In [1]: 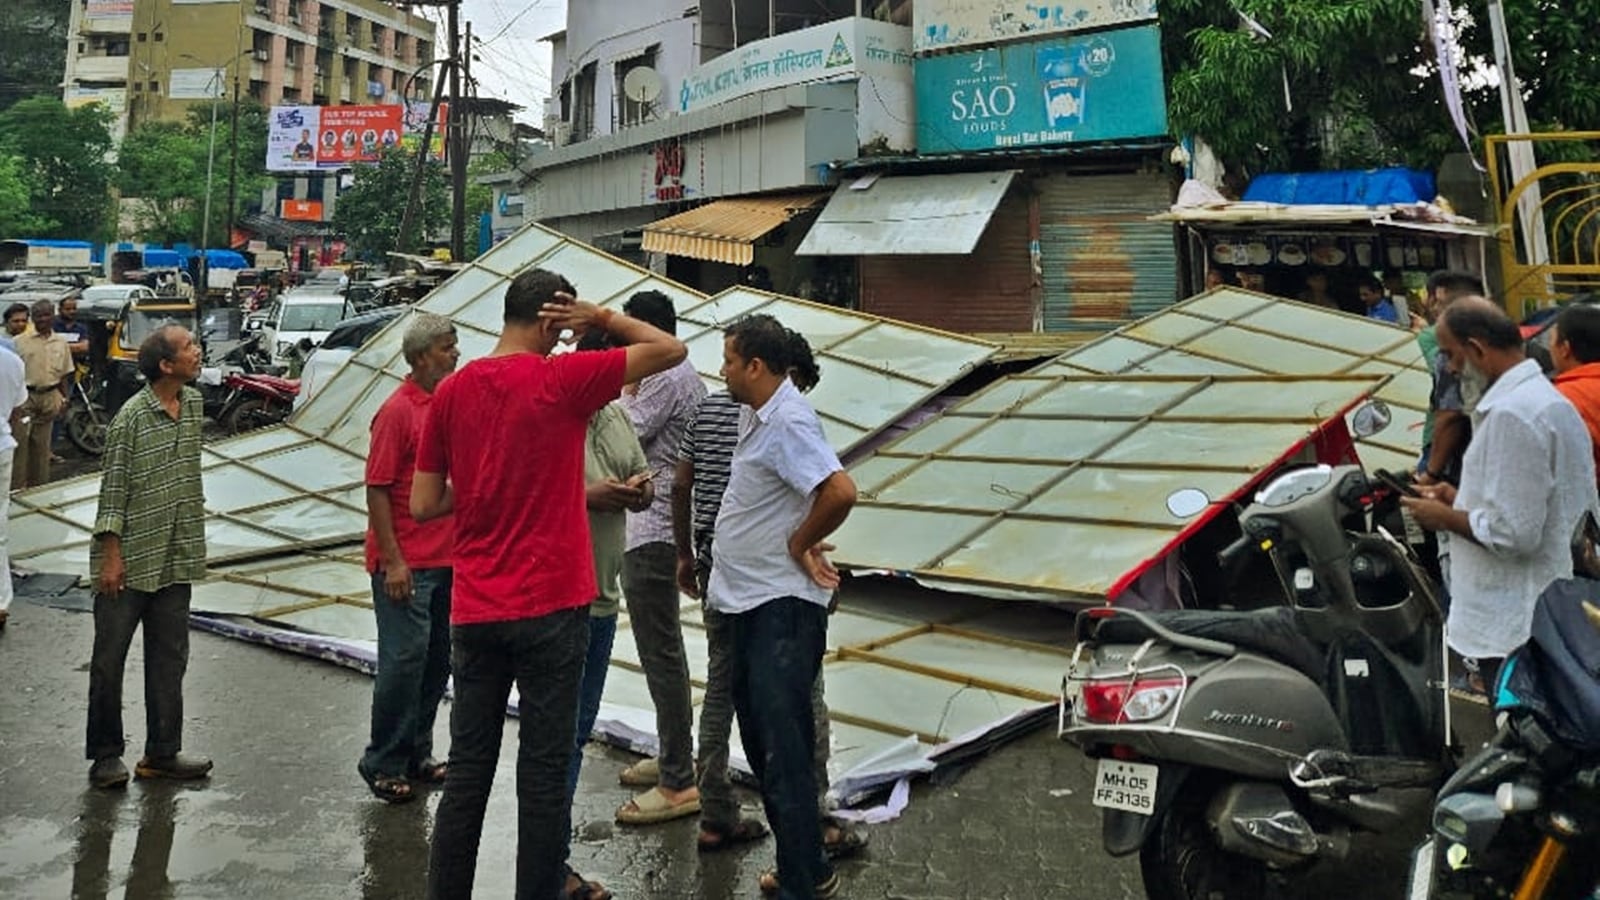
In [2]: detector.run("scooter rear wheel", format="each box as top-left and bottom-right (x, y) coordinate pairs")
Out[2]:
(1140, 782), (1270, 900)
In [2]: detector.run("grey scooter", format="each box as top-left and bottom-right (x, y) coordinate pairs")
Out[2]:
(1060, 462), (1454, 899)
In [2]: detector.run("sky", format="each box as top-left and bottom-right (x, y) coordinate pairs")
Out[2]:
(414, 0), (566, 125)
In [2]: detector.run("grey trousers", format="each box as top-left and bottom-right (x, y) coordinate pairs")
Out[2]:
(85, 583), (192, 761)
(698, 586), (832, 829)
(622, 541), (696, 791)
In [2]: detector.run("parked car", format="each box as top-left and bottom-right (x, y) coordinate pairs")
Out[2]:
(78, 283), (160, 316)
(293, 304), (408, 411)
(260, 291), (355, 369)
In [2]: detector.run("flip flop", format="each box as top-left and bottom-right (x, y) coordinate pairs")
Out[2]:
(616, 786), (700, 825)
(563, 866), (612, 900)
(411, 758), (447, 785)
(618, 757), (659, 787)
(698, 817), (769, 852)
(822, 816), (868, 860)
(357, 760), (414, 804)
(758, 869), (840, 898)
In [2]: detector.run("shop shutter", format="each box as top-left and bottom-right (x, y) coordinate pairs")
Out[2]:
(859, 192), (1035, 334)
(1037, 172), (1177, 331)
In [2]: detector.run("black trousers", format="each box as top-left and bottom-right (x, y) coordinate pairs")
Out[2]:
(427, 605), (588, 900)
(86, 583), (192, 761)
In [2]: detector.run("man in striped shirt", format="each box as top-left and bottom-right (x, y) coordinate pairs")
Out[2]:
(86, 325), (213, 789)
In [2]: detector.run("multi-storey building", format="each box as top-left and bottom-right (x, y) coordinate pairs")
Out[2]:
(511, 1), (1183, 335)
(62, 0), (435, 138)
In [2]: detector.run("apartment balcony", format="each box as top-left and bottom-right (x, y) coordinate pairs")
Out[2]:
(251, 60), (267, 81)
(340, 79), (352, 102)
(75, 55), (130, 82)
(80, 15), (132, 35)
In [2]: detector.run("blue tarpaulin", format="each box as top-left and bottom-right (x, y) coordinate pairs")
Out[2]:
(143, 249), (183, 269)
(196, 249), (248, 269)
(1242, 168), (1435, 206)
(9, 239), (94, 249)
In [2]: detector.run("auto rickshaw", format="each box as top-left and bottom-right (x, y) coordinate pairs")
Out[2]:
(66, 294), (202, 454)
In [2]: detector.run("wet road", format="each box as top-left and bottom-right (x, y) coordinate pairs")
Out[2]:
(0, 598), (1454, 899)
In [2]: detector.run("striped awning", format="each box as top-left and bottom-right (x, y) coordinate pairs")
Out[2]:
(641, 193), (828, 266)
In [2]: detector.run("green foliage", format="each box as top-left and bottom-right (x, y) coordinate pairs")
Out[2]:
(0, 97), (115, 240)
(0, 0), (69, 114)
(464, 151), (511, 260)
(333, 147), (450, 261)
(0, 153), (50, 236)
(118, 100), (279, 246)
(117, 121), (207, 244)
(1158, 0), (1600, 178)
(1159, 0), (1438, 175)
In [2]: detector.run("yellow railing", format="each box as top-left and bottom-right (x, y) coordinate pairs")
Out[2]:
(1485, 132), (1600, 319)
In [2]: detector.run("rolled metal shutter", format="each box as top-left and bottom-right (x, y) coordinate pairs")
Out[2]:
(859, 191), (1035, 333)
(1037, 172), (1178, 331)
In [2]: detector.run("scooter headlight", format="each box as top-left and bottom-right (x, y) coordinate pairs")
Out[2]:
(1433, 792), (1503, 853)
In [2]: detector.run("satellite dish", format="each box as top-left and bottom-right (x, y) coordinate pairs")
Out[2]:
(623, 66), (663, 104)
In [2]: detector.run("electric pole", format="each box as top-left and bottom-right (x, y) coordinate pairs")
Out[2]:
(447, 1), (467, 262)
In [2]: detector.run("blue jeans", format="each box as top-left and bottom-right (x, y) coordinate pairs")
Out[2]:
(567, 612), (618, 804)
(729, 597), (833, 900)
(427, 605), (588, 900)
(363, 568), (452, 778)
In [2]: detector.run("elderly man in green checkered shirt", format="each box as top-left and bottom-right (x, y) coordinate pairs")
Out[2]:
(85, 324), (213, 790)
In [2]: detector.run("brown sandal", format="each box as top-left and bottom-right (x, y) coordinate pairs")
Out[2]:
(698, 817), (769, 852)
(758, 869), (839, 898)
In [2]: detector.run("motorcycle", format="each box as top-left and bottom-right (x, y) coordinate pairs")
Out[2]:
(1059, 454), (1452, 899)
(63, 372), (108, 455)
(216, 369), (298, 434)
(1409, 518), (1600, 900)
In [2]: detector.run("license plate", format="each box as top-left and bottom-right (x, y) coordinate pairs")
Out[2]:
(1406, 839), (1435, 900)
(1092, 759), (1158, 815)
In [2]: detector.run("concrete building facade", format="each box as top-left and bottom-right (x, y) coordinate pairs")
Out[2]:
(62, 0), (435, 138)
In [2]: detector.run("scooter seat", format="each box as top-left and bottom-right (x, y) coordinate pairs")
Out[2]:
(1093, 607), (1324, 681)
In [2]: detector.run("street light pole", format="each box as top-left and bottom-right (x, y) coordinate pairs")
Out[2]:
(199, 67), (221, 292)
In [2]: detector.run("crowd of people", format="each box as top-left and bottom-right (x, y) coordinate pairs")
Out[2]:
(30, 253), (1600, 898)
(66, 269), (862, 900)
(1399, 272), (1600, 710)
(1, 295), (90, 631)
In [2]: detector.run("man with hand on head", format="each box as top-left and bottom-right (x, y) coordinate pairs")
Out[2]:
(412, 269), (684, 900)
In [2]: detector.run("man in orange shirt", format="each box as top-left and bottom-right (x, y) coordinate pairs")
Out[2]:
(1550, 301), (1600, 477)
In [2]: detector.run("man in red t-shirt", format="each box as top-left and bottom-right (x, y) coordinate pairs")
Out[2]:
(358, 312), (459, 805)
(411, 267), (686, 900)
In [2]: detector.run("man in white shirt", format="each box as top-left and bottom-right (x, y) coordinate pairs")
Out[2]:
(0, 344), (29, 629)
(708, 314), (857, 900)
(1403, 297), (1598, 700)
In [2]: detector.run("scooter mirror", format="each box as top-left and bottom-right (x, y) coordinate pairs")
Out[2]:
(1349, 399), (1392, 438)
(1165, 488), (1210, 519)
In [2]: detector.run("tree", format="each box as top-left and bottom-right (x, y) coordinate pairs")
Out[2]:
(1157, 0), (1600, 180)
(464, 151), (511, 260)
(0, 153), (50, 236)
(333, 147), (449, 261)
(185, 99), (275, 244)
(0, 1), (69, 114)
(117, 121), (207, 244)
(0, 97), (115, 239)
(1159, 0), (1444, 177)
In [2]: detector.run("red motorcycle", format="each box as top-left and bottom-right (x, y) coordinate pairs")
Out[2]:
(219, 370), (298, 434)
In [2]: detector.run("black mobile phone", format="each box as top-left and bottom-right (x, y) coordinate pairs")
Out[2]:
(1373, 469), (1422, 499)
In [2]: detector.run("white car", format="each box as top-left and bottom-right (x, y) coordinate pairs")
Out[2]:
(293, 304), (406, 410)
(78, 283), (159, 315)
(261, 291), (354, 368)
